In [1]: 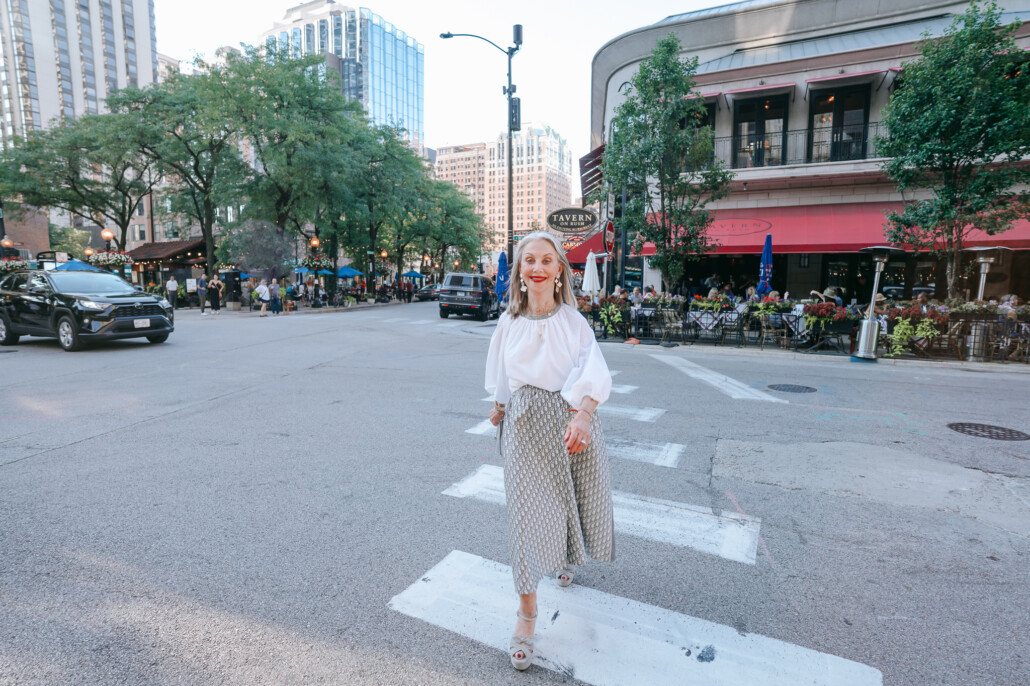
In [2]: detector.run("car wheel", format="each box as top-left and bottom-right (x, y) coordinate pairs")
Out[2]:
(0, 315), (19, 345)
(57, 315), (83, 351)
(146, 334), (169, 344)
(439, 309), (448, 319)
(477, 307), (488, 322)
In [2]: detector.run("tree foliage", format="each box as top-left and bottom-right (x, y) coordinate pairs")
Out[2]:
(0, 113), (160, 250)
(878, 1), (1030, 298)
(597, 33), (734, 288)
(216, 219), (295, 274)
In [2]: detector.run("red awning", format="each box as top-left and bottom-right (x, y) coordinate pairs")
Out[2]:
(566, 231), (605, 263)
(635, 202), (1030, 256)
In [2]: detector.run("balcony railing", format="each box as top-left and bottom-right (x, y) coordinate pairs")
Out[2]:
(712, 121), (887, 170)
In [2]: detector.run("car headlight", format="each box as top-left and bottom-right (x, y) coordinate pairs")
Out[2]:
(79, 299), (109, 311)
(158, 298), (172, 309)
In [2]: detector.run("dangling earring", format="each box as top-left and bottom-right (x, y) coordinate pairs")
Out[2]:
(520, 278), (527, 292)
(555, 276), (562, 293)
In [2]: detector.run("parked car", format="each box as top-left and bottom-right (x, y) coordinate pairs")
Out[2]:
(438, 272), (499, 321)
(415, 283), (441, 301)
(0, 269), (174, 351)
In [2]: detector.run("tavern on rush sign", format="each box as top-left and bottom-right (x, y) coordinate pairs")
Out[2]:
(546, 208), (598, 234)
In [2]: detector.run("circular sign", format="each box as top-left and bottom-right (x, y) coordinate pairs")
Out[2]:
(547, 208), (598, 234)
(604, 221), (615, 253)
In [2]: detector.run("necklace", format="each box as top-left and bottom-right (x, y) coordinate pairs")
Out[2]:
(523, 302), (561, 340)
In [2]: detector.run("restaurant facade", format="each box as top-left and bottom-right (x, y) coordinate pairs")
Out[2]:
(585, 0), (1030, 302)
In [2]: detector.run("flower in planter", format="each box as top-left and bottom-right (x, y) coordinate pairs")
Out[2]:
(0, 257), (29, 273)
(301, 253), (334, 272)
(87, 250), (133, 267)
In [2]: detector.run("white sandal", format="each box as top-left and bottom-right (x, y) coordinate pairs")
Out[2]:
(509, 611), (537, 670)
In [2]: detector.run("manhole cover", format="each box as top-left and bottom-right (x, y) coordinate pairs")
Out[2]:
(768, 384), (817, 393)
(947, 423), (1030, 441)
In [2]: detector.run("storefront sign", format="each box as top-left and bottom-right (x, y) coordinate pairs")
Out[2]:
(547, 208), (598, 234)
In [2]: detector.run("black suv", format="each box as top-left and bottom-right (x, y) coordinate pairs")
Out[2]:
(438, 272), (499, 321)
(0, 269), (174, 351)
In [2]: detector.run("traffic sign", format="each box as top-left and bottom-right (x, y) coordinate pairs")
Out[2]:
(604, 221), (615, 253)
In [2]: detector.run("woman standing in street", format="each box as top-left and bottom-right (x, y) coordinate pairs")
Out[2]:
(485, 230), (614, 671)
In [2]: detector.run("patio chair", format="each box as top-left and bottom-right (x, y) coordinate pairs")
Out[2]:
(758, 314), (788, 350)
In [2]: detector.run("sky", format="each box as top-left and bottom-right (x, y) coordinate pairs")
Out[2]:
(154, 0), (729, 194)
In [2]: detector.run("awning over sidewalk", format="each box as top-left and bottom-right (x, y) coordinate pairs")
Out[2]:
(635, 203), (1030, 255)
(128, 238), (206, 262)
(566, 231), (605, 263)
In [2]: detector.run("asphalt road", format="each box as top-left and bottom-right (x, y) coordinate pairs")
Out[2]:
(1, 301), (1028, 685)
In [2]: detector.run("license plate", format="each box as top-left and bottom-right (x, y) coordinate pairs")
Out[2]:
(134, 319), (151, 329)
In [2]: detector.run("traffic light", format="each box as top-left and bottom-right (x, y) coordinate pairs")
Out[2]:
(509, 97), (521, 132)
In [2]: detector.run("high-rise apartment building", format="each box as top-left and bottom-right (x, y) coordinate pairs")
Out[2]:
(0, 0), (159, 146)
(434, 142), (486, 214)
(260, 1), (424, 153)
(485, 124), (573, 251)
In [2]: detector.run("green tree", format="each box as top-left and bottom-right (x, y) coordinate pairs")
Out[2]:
(216, 46), (366, 241)
(597, 33), (734, 289)
(420, 180), (487, 279)
(216, 218), (295, 274)
(108, 65), (248, 279)
(0, 113), (160, 250)
(878, 1), (1030, 299)
(47, 222), (90, 257)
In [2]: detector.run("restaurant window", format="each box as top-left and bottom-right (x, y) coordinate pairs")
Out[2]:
(808, 85), (870, 163)
(732, 95), (787, 168)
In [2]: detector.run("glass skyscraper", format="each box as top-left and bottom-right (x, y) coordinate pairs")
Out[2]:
(262, 2), (424, 154)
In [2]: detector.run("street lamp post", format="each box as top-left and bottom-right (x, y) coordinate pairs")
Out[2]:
(440, 24), (522, 267)
(100, 228), (114, 252)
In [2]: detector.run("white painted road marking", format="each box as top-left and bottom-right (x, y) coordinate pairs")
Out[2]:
(609, 370), (621, 377)
(444, 465), (760, 564)
(390, 550), (882, 686)
(382, 317), (405, 323)
(606, 437), (684, 468)
(650, 354), (787, 403)
(610, 384), (638, 394)
(437, 321), (462, 328)
(410, 319), (432, 325)
(598, 403), (665, 422)
(464, 420), (495, 436)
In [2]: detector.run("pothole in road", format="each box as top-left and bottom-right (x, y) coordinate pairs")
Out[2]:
(947, 423), (1030, 441)
(767, 384), (817, 394)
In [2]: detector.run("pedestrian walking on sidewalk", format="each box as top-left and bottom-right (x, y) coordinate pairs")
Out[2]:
(208, 275), (223, 314)
(197, 274), (208, 314)
(255, 279), (270, 317)
(485, 230), (614, 672)
(269, 278), (282, 315)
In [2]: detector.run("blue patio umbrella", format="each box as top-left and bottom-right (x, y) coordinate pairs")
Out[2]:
(53, 259), (104, 272)
(402, 270), (425, 279)
(496, 251), (509, 300)
(337, 265), (364, 278)
(757, 233), (773, 296)
(239, 272), (251, 279)
(317, 269), (334, 275)
(293, 266), (311, 274)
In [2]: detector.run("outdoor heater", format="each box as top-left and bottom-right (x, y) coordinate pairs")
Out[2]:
(852, 245), (906, 362)
(965, 246), (1011, 302)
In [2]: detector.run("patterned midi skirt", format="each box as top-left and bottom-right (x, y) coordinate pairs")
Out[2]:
(501, 385), (615, 594)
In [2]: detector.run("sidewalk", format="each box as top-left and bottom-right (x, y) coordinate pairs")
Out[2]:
(171, 299), (411, 319)
(598, 336), (1030, 375)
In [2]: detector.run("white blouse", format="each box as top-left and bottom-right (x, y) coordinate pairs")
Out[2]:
(485, 303), (612, 409)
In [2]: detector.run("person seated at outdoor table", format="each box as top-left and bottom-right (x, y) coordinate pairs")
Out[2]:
(873, 293), (889, 316)
(915, 292), (931, 313)
(720, 283), (737, 301)
(745, 286), (758, 302)
(707, 287), (721, 299)
(810, 287), (843, 306)
(630, 286), (644, 305)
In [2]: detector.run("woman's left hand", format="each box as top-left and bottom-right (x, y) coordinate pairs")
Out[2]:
(563, 411), (592, 455)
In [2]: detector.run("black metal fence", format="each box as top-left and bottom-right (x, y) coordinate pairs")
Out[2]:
(711, 121), (888, 169)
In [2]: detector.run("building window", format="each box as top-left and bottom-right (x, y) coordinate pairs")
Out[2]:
(732, 95), (788, 168)
(808, 85), (870, 163)
(134, 224), (145, 241)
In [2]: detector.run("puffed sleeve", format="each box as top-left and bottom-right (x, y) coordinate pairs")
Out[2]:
(485, 313), (511, 404)
(561, 308), (612, 408)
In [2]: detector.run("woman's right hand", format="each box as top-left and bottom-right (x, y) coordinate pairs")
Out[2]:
(489, 407), (505, 426)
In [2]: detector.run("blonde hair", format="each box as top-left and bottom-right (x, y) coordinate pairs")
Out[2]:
(507, 231), (577, 318)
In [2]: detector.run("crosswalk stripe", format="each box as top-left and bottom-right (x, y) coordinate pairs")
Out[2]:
(465, 420), (496, 436)
(443, 465), (760, 564)
(609, 370), (621, 377)
(650, 354), (787, 403)
(606, 437), (684, 468)
(610, 384), (638, 394)
(598, 404), (665, 422)
(390, 550), (881, 686)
